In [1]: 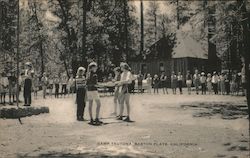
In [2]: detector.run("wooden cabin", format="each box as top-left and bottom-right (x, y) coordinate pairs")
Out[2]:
(129, 31), (220, 80)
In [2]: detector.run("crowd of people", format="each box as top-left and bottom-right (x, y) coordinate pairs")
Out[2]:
(0, 62), (134, 125)
(141, 66), (246, 96)
(0, 61), (246, 125)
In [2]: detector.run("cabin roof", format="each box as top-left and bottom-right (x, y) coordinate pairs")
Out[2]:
(172, 29), (208, 59)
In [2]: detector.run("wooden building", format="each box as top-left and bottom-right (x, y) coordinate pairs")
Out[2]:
(129, 30), (220, 78)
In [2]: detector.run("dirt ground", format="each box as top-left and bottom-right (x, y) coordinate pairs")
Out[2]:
(0, 90), (249, 158)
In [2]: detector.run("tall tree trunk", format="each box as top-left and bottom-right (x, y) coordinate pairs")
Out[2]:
(82, 0), (87, 66)
(123, 0), (129, 60)
(239, 0), (250, 117)
(39, 40), (44, 75)
(177, 0), (179, 29)
(140, 0), (144, 54)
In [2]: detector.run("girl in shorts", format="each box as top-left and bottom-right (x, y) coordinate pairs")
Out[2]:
(86, 62), (102, 125)
(117, 62), (133, 122)
(111, 67), (121, 116)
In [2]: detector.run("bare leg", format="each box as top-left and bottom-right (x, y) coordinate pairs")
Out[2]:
(95, 99), (101, 119)
(88, 100), (93, 119)
(119, 94), (125, 116)
(125, 94), (130, 117)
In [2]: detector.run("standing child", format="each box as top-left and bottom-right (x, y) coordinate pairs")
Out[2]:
(171, 72), (177, 94)
(225, 73), (230, 95)
(48, 75), (54, 98)
(0, 73), (8, 105)
(61, 73), (68, 97)
(193, 69), (200, 95)
(220, 72), (225, 95)
(200, 72), (206, 95)
(87, 62), (103, 125)
(206, 73), (212, 94)
(68, 74), (75, 96)
(41, 73), (48, 99)
(33, 74), (39, 99)
(212, 71), (219, 94)
(177, 72), (183, 94)
(137, 71), (143, 93)
(75, 67), (87, 121)
(153, 74), (159, 94)
(146, 74), (152, 94)
(23, 70), (32, 106)
(54, 74), (60, 98)
(186, 70), (192, 95)
(8, 72), (17, 105)
(117, 62), (133, 122)
(111, 67), (121, 116)
(160, 72), (168, 94)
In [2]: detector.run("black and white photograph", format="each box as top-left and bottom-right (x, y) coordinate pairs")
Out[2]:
(0, 0), (250, 157)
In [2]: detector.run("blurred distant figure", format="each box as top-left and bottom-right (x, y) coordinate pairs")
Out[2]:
(23, 70), (32, 106)
(0, 72), (9, 105)
(160, 72), (168, 94)
(177, 72), (183, 94)
(54, 74), (60, 98)
(186, 70), (192, 95)
(48, 75), (54, 97)
(137, 71), (143, 93)
(41, 73), (48, 99)
(68, 74), (75, 96)
(200, 72), (206, 95)
(230, 72), (237, 95)
(153, 74), (159, 94)
(225, 73), (230, 95)
(146, 73), (152, 94)
(61, 73), (68, 97)
(193, 69), (200, 95)
(8, 72), (17, 105)
(212, 71), (219, 94)
(171, 71), (177, 94)
(206, 73), (212, 94)
(241, 62), (246, 96)
(219, 72), (226, 95)
(33, 74), (39, 99)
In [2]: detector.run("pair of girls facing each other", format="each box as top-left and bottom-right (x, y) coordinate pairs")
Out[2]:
(75, 62), (133, 125)
(75, 62), (102, 125)
(112, 63), (133, 122)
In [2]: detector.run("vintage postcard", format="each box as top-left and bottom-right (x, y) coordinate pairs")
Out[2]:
(0, 0), (249, 157)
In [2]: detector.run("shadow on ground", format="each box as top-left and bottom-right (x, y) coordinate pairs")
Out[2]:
(17, 151), (164, 158)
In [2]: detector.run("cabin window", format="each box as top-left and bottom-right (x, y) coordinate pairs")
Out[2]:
(159, 63), (164, 72)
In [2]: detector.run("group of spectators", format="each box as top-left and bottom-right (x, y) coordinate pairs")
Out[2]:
(138, 66), (246, 96)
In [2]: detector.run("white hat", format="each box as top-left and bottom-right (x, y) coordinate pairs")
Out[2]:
(88, 62), (97, 67)
(77, 67), (86, 72)
(120, 62), (130, 70)
(201, 72), (205, 75)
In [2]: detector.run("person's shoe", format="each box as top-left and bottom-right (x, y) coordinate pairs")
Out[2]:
(89, 118), (95, 125)
(95, 118), (103, 125)
(117, 116), (123, 120)
(123, 116), (131, 122)
(77, 117), (84, 121)
(9, 102), (13, 105)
